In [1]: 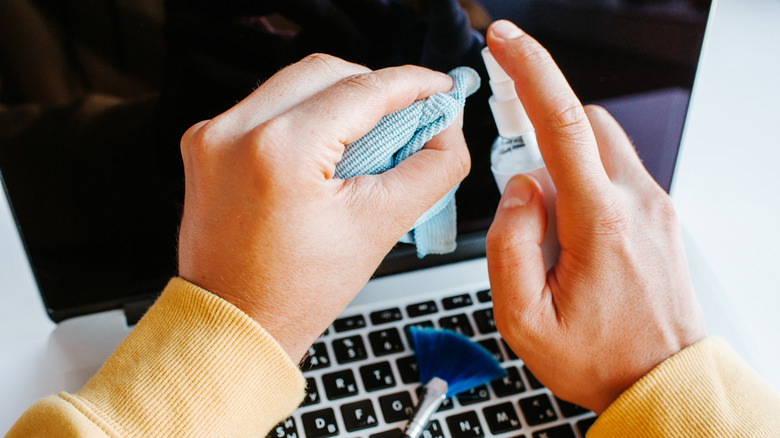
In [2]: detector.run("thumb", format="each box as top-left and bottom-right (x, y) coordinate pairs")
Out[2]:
(365, 115), (471, 231)
(486, 174), (548, 306)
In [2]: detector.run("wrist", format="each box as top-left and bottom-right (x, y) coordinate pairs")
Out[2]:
(591, 334), (707, 414)
(219, 289), (318, 363)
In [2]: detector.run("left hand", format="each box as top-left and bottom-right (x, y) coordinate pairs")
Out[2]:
(177, 54), (470, 362)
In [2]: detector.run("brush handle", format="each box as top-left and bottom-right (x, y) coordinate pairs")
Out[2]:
(403, 377), (448, 438)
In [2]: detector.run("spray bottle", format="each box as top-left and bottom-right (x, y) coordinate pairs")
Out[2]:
(482, 47), (559, 269)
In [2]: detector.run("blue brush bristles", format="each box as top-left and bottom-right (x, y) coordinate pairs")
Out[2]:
(410, 326), (506, 397)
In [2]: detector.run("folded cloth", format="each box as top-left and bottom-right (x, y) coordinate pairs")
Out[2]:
(334, 66), (481, 257)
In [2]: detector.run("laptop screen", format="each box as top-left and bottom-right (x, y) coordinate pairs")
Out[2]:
(0, 0), (711, 322)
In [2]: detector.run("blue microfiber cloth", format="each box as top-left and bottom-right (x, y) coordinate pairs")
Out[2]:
(334, 66), (481, 257)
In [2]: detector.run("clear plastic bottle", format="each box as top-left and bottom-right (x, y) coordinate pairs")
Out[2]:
(482, 48), (559, 269)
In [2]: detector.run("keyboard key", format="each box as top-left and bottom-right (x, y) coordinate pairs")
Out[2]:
(267, 416), (298, 438)
(301, 408), (339, 438)
(456, 384), (491, 406)
(332, 335), (368, 364)
(555, 397), (590, 418)
(502, 339), (519, 361)
(301, 377), (321, 407)
(522, 365), (544, 389)
(407, 300), (438, 317)
(491, 366), (526, 397)
(404, 320), (434, 348)
(415, 387), (454, 411)
(477, 338), (505, 363)
(396, 355), (420, 383)
(442, 294), (473, 310)
(439, 313), (474, 337)
(425, 419), (445, 438)
(341, 399), (380, 432)
(519, 394), (558, 426)
(445, 411), (485, 438)
(369, 429), (403, 438)
(360, 361), (396, 392)
(378, 391), (414, 423)
(531, 424), (576, 438)
(334, 315), (366, 332)
(302, 342), (331, 371)
(369, 328), (405, 356)
(483, 402), (522, 434)
(322, 369), (359, 400)
(473, 308), (497, 334)
(371, 307), (403, 325)
(438, 396), (455, 411)
(476, 289), (492, 303)
(576, 416), (597, 435)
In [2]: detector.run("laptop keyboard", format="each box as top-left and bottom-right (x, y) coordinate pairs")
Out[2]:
(269, 287), (596, 438)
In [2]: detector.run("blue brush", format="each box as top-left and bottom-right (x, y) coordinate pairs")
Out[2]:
(403, 327), (506, 438)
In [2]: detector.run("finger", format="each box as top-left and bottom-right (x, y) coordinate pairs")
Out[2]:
(218, 53), (371, 132)
(486, 174), (550, 321)
(585, 105), (659, 191)
(270, 64), (454, 177)
(486, 20), (612, 207)
(359, 113), (470, 230)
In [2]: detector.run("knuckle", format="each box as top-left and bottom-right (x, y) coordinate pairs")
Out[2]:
(290, 54), (372, 89)
(486, 226), (514, 255)
(649, 190), (679, 226)
(486, 226), (531, 264)
(249, 115), (289, 154)
(181, 119), (223, 165)
(546, 102), (591, 138)
(342, 72), (390, 106)
(299, 53), (345, 74)
(515, 38), (553, 69)
(592, 200), (632, 237)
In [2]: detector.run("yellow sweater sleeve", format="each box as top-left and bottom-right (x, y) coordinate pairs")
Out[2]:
(589, 337), (780, 437)
(6, 278), (306, 438)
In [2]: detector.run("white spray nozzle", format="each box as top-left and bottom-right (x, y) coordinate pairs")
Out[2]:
(481, 47), (534, 138)
(482, 47), (512, 84)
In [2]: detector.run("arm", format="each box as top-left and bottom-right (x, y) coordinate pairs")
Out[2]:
(484, 19), (780, 434)
(7, 279), (305, 438)
(6, 54), (470, 437)
(592, 337), (780, 437)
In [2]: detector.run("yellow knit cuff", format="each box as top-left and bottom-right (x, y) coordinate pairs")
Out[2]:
(69, 277), (306, 437)
(589, 337), (780, 437)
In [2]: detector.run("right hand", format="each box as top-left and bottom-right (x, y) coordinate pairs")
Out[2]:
(484, 20), (706, 414)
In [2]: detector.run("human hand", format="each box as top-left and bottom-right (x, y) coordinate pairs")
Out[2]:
(177, 54), (470, 362)
(484, 20), (706, 414)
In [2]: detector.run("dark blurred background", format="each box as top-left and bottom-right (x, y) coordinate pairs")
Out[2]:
(0, 0), (710, 321)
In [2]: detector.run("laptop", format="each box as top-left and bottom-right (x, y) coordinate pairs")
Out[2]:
(0, 1), (711, 437)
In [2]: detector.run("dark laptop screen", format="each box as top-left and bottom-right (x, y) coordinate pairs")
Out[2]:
(0, 0), (711, 322)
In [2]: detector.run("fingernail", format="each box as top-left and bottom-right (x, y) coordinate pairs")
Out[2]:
(491, 20), (524, 40)
(501, 175), (533, 209)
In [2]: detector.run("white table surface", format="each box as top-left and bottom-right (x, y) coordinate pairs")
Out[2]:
(670, 0), (780, 390)
(2, 0), (779, 432)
